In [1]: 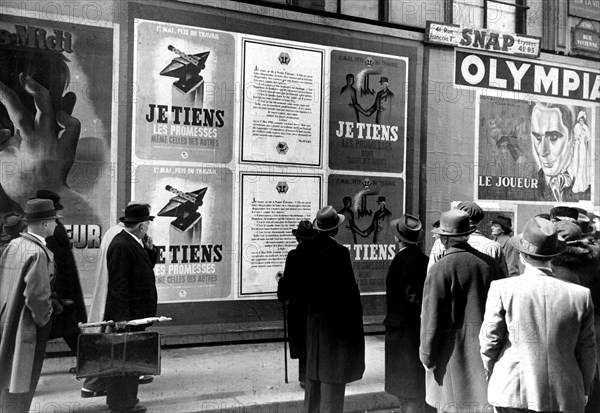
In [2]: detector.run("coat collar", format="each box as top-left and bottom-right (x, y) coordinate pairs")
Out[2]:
(117, 230), (152, 265)
(20, 232), (53, 260)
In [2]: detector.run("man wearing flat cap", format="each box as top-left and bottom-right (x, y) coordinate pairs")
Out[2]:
(304, 206), (365, 413)
(0, 199), (60, 412)
(480, 217), (597, 413)
(384, 214), (434, 412)
(420, 210), (503, 412)
(0, 212), (26, 256)
(104, 204), (159, 412)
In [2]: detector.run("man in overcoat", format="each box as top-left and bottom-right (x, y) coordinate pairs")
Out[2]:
(36, 189), (87, 356)
(384, 214), (434, 412)
(420, 209), (503, 413)
(304, 206), (365, 413)
(277, 220), (317, 388)
(480, 217), (597, 413)
(490, 215), (519, 277)
(0, 199), (60, 412)
(104, 204), (159, 412)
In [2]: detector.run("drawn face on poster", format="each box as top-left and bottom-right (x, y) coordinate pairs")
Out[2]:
(329, 50), (407, 173)
(133, 19), (235, 163)
(133, 165), (233, 302)
(328, 174), (404, 293)
(478, 95), (594, 203)
(0, 17), (112, 226)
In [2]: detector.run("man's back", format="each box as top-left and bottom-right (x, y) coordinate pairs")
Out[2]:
(481, 267), (597, 412)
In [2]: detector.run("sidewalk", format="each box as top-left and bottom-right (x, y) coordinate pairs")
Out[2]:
(31, 335), (399, 413)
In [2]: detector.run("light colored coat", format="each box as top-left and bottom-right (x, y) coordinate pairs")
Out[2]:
(480, 265), (597, 413)
(87, 223), (124, 326)
(0, 233), (53, 393)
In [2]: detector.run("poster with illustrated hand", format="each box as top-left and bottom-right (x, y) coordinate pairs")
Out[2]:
(133, 19), (235, 163)
(133, 165), (233, 302)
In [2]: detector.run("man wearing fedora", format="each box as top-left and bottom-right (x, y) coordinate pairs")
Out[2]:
(36, 189), (87, 359)
(420, 209), (503, 413)
(0, 199), (61, 412)
(480, 217), (597, 413)
(490, 215), (520, 277)
(277, 220), (318, 389)
(360, 76), (395, 124)
(304, 206), (365, 413)
(427, 202), (508, 278)
(0, 212), (26, 257)
(384, 214), (434, 412)
(104, 204), (159, 412)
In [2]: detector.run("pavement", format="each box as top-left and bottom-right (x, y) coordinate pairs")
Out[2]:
(31, 335), (400, 413)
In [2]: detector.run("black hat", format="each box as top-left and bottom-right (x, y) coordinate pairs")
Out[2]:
(491, 215), (513, 232)
(550, 206), (579, 222)
(35, 189), (64, 210)
(292, 220), (317, 240)
(1, 213), (26, 241)
(376, 196), (387, 203)
(457, 201), (484, 224)
(391, 214), (423, 244)
(23, 199), (62, 222)
(120, 204), (154, 224)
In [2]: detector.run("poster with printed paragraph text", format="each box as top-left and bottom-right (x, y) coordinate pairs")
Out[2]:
(132, 165), (233, 302)
(241, 40), (323, 166)
(132, 19), (234, 163)
(240, 174), (321, 295)
(329, 50), (408, 173)
(328, 175), (404, 293)
(0, 15), (113, 296)
(477, 95), (594, 203)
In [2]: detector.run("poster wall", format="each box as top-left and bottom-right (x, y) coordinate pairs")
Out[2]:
(329, 50), (408, 173)
(132, 165), (233, 302)
(132, 19), (235, 163)
(0, 15), (113, 291)
(241, 40), (323, 166)
(240, 174), (321, 295)
(477, 94), (595, 203)
(328, 174), (404, 292)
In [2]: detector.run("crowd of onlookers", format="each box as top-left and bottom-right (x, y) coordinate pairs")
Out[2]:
(279, 202), (599, 413)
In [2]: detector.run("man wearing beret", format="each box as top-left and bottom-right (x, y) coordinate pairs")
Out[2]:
(0, 199), (60, 412)
(481, 217), (597, 413)
(490, 215), (520, 277)
(104, 204), (159, 412)
(420, 210), (503, 412)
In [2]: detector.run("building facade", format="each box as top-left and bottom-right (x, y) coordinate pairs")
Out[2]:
(0, 0), (597, 346)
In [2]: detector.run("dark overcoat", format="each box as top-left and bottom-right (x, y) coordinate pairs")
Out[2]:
(104, 231), (158, 322)
(420, 243), (503, 411)
(305, 234), (365, 384)
(384, 245), (429, 400)
(47, 221), (87, 340)
(277, 241), (312, 359)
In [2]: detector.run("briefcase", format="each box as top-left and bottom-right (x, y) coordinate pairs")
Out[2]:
(76, 331), (161, 379)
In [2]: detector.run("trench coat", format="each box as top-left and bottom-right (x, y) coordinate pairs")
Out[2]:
(480, 266), (597, 413)
(0, 233), (54, 393)
(48, 221), (86, 340)
(277, 240), (312, 359)
(104, 231), (158, 322)
(384, 245), (429, 400)
(305, 234), (365, 384)
(420, 243), (503, 412)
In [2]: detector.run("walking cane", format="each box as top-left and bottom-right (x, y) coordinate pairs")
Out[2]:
(283, 301), (289, 384)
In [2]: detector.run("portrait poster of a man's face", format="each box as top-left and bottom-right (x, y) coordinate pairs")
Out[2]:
(477, 95), (594, 203)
